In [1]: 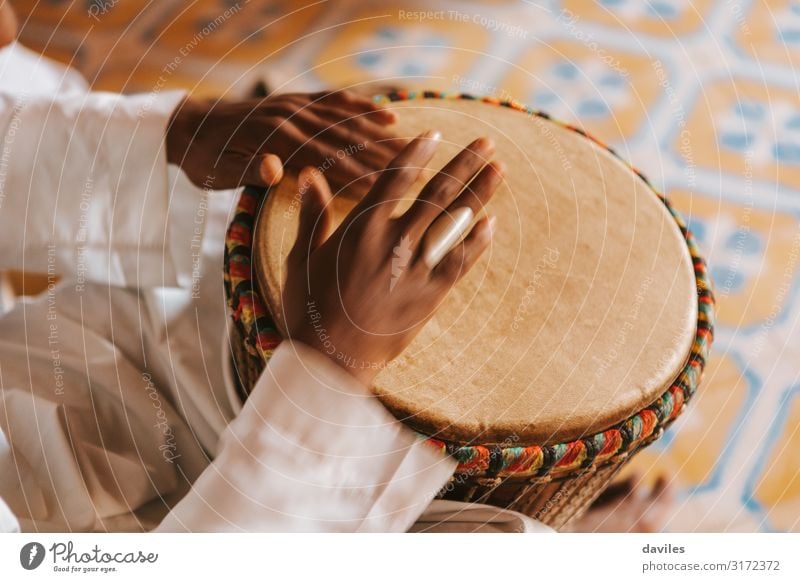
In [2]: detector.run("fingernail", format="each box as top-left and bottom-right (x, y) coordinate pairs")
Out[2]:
(476, 136), (495, 151)
(488, 215), (498, 235)
(421, 129), (442, 141)
(493, 161), (507, 176)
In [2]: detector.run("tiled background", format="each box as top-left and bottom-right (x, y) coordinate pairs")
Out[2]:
(11, 0), (800, 532)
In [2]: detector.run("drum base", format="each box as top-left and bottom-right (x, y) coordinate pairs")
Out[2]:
(229, 323), (264, 401)
(437, 449), (649, 531)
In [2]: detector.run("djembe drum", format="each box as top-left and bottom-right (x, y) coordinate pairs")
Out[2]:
(224, 92), (714, 530)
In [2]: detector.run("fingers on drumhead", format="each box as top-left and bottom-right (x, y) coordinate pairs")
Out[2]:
(406, 137), (495, 228)
(414, 158), (505, 241)
(433, 215), (496, 284)
(457, 160), (506, 213)
(353, 129), (442, 221)
(292, 167), (333, 258)
(384, 129), (441, 175)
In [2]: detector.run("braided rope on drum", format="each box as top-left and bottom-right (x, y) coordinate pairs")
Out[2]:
(222, 91), (715, 529)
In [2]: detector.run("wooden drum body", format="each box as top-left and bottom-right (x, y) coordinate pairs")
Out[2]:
(223, 92), (714, 530)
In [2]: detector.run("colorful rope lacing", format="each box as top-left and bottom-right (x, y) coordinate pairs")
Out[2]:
(223, 91), (715, 479)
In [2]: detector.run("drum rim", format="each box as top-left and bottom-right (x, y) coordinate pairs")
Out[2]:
(223, 90), (715, 479)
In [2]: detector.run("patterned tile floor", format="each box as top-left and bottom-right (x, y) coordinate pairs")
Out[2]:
(12, 0), (800, 532)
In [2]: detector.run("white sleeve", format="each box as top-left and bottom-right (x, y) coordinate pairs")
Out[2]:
(0, 89), (193, 288)
(0, 496), (19, 532)
(156, 340), (457, 532)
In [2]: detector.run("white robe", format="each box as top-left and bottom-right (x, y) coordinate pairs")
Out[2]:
(0, 42), (548, 533)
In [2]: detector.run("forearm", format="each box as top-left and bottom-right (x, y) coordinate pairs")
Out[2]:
(156, 340), (456, 532)
(0, 89), (192, 287)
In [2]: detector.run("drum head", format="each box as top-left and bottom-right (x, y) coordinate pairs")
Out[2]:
(253, 97), (698, 446)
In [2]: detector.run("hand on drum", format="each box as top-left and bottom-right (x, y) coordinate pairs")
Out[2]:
(281, 131), (505, 385)
(166, 90), (406, 191)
